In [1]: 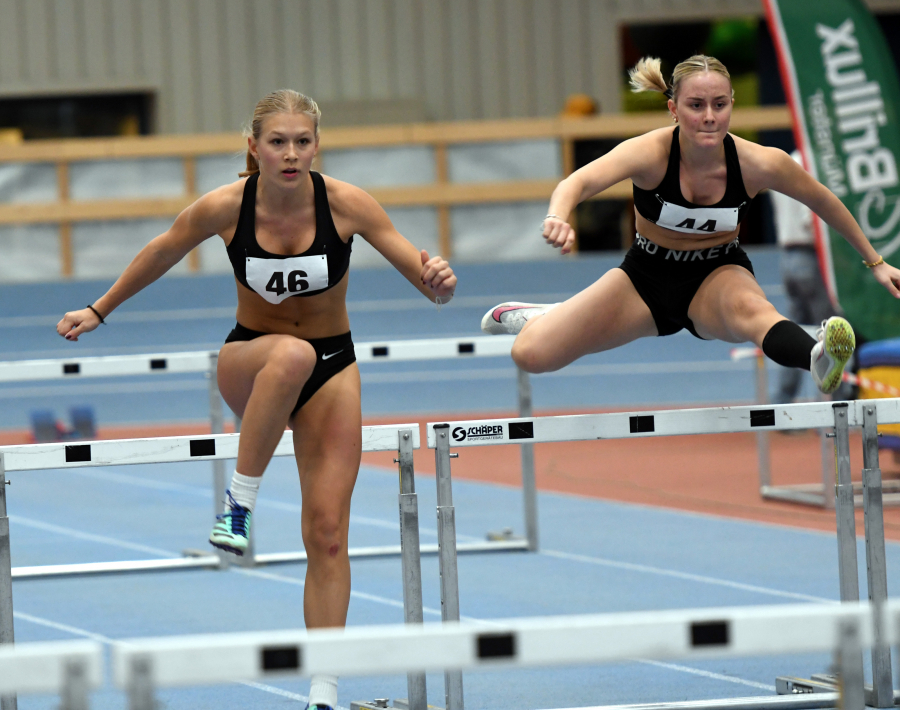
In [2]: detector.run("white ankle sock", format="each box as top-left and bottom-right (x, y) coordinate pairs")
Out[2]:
(227, 471), (260, 512)
(308, 673), (338, 708)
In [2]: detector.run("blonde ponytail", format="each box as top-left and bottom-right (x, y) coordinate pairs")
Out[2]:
(629, 55), (733, 105)
(628, 57), (671, 97)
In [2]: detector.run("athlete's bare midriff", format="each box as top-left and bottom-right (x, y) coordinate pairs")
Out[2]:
(634, 211), (740, 251)
(232, 271), (351, 339)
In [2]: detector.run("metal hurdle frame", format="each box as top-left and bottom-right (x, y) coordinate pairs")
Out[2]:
(0, 425), (423, 580)
(0, 424), (431, 710)
(109, 601), (878, 710)
(0, 333), (538, 567)
(0, 600), (881, 709)
(731, 346), (900, 509)
(425, 399), (900, 710)
(0, 638), (102, 710)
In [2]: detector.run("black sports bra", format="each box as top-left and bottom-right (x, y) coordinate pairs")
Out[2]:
(632, 127), (751, 235)
(226, 171), (352, 304)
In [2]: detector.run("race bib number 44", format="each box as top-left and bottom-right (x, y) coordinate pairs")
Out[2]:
(657, 201), (739, 235)
(246, 255), (329, 304)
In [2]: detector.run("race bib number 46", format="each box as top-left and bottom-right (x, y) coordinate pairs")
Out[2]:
(246, 255), (329, 304)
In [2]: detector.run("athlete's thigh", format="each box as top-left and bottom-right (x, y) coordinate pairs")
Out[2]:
(687, 265), (776, 342)
(521, 267), (657, 364)
(217, 335), (312, 417)
(291, 364), (362, 512)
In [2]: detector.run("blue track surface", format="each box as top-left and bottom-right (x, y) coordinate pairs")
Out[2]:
(0, 247), (803, 431)
(2, 248), (883, 709)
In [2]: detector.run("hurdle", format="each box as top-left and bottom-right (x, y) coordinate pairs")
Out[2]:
(107, 601), (878, 710)
(0, 333), (538, 564)
(731, 347), (900, 509)
(426, 399), (900, 710)
(0, 424), (435, 710)
(0, 638), (102, 710)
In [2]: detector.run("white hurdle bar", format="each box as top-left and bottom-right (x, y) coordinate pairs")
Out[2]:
(0, 424), (425, 579)
(0, 333), (538, 559)
(730, 346), (898, 510)
(0, 639), (102, 709)
(110, 602), (875, 710)
(426, 399), (900, 710)
(0, 424), (438, 710)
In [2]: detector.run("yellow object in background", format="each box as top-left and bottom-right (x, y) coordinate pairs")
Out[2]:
(859, 366), (900, 438)
(0, 128), (23, 144)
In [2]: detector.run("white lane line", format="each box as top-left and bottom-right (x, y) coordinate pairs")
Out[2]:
(66, 467), (454, 539)
(0, 358), (753, 397)
(10, 515), (175, 557)
(0, 285), (784, 329)
(541, 549), (834, 604)
(14, 610), (120, 645)
(357, 360), (752, 385)
(13, 610), (350, 708)
(12, 535), (777, 693)
(233, 566), (449, 619)
(0, 380), (208, 399)
(637, 659), (777, 692)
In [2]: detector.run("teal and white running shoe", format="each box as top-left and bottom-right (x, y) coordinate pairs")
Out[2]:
(480, 302), (557, 335)
(209, 490), (252, 556)
(810, 316), (856, 395)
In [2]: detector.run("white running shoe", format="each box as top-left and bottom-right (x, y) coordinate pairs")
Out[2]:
(810, 316), (856, 395)
(480, 302), (556, 335)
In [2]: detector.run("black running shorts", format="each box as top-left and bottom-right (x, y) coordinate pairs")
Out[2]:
(224, 324), (356, 415)
(618, 233), (755, 339)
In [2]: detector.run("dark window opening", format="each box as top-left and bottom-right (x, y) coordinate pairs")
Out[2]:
(0, 92), (154, 140)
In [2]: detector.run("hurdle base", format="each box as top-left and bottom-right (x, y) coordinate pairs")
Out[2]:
(393, 698), (445, 710)
(9, 540), (529, 581)
(352, 699), (445, 710)
(351, 701), (402, 710)
(761, 482), (900, 508)
(567, 694), (842, 710)
(777, 674), (900, 708)
(255, 539), (529, 566)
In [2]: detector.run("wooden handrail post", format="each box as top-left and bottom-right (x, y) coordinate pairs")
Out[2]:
(56, 162), (73, 278)
(435, 143), (451, 258)
(184, 156), (201, 273)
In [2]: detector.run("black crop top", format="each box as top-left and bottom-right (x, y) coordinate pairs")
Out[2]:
(226, 171), (352, 304)
(632, 127), (751, 236)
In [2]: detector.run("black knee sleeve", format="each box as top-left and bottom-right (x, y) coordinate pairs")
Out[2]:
(761, 320), (817, 370)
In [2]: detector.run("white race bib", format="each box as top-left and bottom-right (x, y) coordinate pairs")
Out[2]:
(657, 201), (739, 235)
(246, 255), (329, 304)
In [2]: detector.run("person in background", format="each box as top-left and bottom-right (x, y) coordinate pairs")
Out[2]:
(770, 150), (851, 403)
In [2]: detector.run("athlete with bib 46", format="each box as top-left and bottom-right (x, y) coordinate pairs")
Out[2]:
(483, 55), (900, 394)
(57, 90), (456, 710)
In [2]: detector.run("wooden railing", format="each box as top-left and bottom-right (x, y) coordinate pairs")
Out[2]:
(0, 106), (792, 277)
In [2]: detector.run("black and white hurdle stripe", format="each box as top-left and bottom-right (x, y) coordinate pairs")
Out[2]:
(0, 601), (881, 709)
(425, 398), (900, 710)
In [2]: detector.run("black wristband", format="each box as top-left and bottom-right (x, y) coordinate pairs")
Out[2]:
(87, 304), (106, 325)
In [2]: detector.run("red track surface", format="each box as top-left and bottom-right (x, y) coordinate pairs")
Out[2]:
(5, 407), (900, 540)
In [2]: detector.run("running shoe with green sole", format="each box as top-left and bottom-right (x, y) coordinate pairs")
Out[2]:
(209, 490), (251, 556)
(810, 316), (856, 395)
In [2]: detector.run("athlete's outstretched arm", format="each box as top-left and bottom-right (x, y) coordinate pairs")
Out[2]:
(543, 132), (666, 254)
(753, 146), (900, 298)
(57, 186), (240, 340)
(332, 182), (456, 302)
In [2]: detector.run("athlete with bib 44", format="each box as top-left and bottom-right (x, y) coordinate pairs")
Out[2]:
(483, 56), (900, 393)
(56, 90), (456, 710)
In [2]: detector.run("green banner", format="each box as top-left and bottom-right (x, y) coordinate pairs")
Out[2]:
(764, 0), (900, 340)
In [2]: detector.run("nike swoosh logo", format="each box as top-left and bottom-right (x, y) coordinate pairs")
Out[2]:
(322, 349), (344, 360)
(492, 306), (524, 323)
